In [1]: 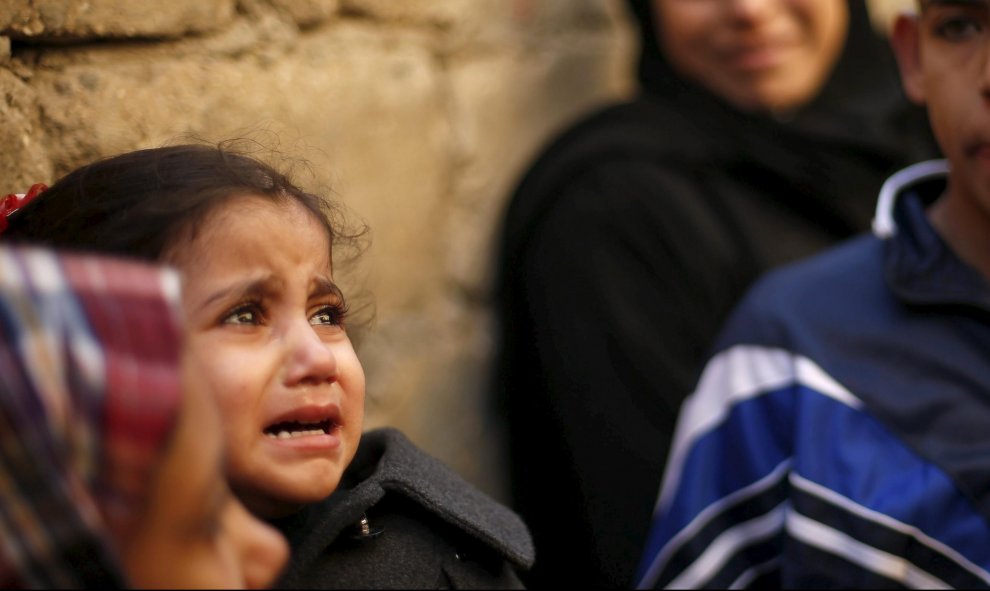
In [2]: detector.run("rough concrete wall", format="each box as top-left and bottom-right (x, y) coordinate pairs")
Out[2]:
(0, 0), (635, 501)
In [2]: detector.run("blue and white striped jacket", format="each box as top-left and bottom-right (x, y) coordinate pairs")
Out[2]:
(635, 161), (990, 589)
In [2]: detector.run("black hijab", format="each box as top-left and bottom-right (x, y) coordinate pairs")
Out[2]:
(501, 0), (937, 267)
(628, 0), (911, 121)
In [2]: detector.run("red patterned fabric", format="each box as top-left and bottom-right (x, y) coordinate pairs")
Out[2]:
(0, 245), (183, 588)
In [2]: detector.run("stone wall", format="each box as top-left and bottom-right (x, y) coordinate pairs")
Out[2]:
(0, 0), (905, 501)
(1, 0), (635, 501)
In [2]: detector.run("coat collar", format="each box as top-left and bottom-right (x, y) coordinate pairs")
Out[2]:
(349, 428), (534, 568)
(876, 160), (990, 312)
(271, 428), (534, 570)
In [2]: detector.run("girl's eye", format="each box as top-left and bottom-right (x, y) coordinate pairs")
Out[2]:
(222, 304), (263, 325)
(310, 304), (346, 327)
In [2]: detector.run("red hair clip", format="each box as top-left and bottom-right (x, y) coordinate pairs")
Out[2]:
(0, 183), (47, 235)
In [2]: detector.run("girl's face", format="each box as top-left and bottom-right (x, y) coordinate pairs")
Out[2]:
(171, 196), (366, 519)
(654, 0), (849, 113)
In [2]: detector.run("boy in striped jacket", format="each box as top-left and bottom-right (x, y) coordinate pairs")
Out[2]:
(637, 1), (990, 587)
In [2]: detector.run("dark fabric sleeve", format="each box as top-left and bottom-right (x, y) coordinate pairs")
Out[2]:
(501, 160), (754, 587)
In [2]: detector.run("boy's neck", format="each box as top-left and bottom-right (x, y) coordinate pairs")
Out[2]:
(927, 185), (990, 282)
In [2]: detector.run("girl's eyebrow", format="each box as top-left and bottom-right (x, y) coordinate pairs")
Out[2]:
(198, 276), (283, 312)
(311, 277), (343, 299)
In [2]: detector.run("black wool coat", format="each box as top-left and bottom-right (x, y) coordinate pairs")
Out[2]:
(271, 428), (534, 589)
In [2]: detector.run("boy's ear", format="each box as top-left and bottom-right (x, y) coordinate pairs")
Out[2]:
(890, 13), (926, 105)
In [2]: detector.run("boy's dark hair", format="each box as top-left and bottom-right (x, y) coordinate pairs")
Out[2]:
(3, 142), (360, 266)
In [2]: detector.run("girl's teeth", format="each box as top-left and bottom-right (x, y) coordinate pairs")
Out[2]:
(268, 428), (326, 439)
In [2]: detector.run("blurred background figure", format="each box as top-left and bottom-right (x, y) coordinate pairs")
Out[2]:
(0, 244), (288, 589)
(492, 0), (938, 587)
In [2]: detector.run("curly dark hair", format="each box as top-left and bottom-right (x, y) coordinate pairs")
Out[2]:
(3, 141), (363, 269)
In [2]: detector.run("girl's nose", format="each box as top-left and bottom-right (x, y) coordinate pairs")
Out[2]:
(283, 318), (338, 387)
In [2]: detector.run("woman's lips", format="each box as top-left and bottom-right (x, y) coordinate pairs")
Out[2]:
(723, 40), (795, 72)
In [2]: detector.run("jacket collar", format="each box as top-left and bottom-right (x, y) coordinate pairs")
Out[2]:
(876, 160), (990, 312)
(272, 428), (534, 569)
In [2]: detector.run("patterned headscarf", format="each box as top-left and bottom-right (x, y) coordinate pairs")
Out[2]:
(0, 245), (184, 588)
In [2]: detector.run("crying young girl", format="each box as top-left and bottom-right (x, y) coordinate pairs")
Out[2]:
(2, 143), (533, 589)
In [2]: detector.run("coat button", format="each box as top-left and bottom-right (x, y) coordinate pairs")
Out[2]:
(350, 514), (384, 540)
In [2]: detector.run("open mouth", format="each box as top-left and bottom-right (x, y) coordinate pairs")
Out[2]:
(264, 419), (337, 439)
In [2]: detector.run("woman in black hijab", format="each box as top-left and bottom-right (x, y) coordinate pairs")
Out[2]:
(492, 1), (938, 587)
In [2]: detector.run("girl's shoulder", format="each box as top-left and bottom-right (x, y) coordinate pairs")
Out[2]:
(273, 428), (533, 589)
(350, 428), (534, 569)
